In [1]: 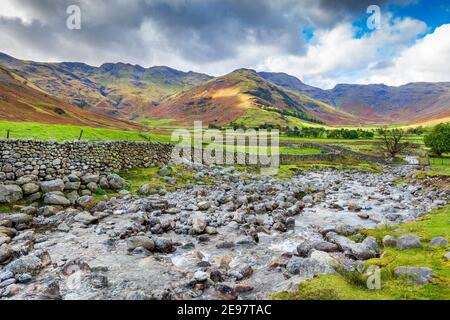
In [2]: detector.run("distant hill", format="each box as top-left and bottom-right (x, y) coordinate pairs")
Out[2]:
(259, 72), (450, 126)
(145, 69), (357, 126)
(1, 51), (449, 127)
(0, 65), (143, 130)
(0, 52), (212, 119)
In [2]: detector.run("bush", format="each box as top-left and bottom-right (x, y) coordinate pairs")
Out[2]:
(424, 123), (450, 156)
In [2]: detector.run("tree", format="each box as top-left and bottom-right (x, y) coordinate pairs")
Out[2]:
(424, 123), (450, 156)
(377, 127), (409, 158)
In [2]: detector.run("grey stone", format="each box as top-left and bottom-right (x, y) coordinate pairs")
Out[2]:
(444, 252), (450, 261)
(194, 271), (209, 282)
(38, 206), (62, 217)
(192, 217), (207, 234)
(153, 237), (174, 253)
(40, 179), (64, 193)
(44, 194), (71, 206)
(16, 175), (38, 186)
(64, 181), (81, 191)
(0, 270), (14, 282)
(198, 201), (211, 211)
(127, 236), (155, 252)
(396, 234), (422, 250)
(5, 255), (43, 275)
(393, 267), (434, 285)
(22, 183), (40, 195)
(107, 174), (127, 190)
(74, 212), (98, 225)
(158, 166), (170, 177)
(86, 182), (98, 192)
(0, 185), (23, 204)
(429, 237), (448, 247)
(382, 235), (397, 247)
(77, 195), (96, 209)
(6, 213), (33, 225)
(0, 244), (12, 263)
(81, 175), (100, 184)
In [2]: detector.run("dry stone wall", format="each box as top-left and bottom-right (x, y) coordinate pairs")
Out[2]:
(0, 139), (174, 183)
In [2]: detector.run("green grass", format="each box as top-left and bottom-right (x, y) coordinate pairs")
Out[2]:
(272, 206), (450, 300)
(0, 121), (173, 143)
(119, 165), (214, 193)
(234, 108), (323, 128)
(236, 157), (383, 180)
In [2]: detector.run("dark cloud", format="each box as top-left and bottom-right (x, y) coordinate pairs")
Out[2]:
(0, 0), (415, 71)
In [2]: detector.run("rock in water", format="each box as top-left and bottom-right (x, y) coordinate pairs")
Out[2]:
(127, 236), (155, 252)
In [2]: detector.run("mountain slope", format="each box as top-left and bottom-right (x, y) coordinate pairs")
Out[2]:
(144, 69), (357, 126)
(0, 52), (212, 119)
(259, 72), (450, 125)
(0, 65), (143, 130)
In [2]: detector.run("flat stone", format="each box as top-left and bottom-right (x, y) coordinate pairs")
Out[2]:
(40, 179), (64, 193)
(429, 237), (448, 247)
(74, 212), (98, 225)
(127, 236), (155, 251)
(396, 234), (422, 250)
(6, 213), (33, 225)
(393, 266), (434, 285)
(44, 194), (71, 206)
(81, 175), (100, 184)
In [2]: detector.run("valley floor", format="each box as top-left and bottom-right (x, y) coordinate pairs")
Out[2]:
(1, 164), (448, 300)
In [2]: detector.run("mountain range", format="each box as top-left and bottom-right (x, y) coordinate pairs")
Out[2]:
(0, 52), (449, 128)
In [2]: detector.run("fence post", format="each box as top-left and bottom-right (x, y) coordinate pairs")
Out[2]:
(78, 130), (84, 140)
(6, 129), (10, 139)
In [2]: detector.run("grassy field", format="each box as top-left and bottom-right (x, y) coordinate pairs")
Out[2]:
(272, 205), (450, 300)
(0, 121), (172, 143)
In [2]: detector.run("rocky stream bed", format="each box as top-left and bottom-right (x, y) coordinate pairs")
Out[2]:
(0, 164), (448, 300)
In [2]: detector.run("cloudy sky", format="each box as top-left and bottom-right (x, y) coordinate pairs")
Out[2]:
(0, 0), (449, 88)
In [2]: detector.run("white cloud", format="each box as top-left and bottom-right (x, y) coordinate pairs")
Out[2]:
(254, 15), (428, 88)
(367, 24), (450, 85)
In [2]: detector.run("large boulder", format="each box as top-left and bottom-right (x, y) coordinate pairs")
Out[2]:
(107, 174), (127, 190)
(0, 185), (23, 204)
(40, 179), (64, 193)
